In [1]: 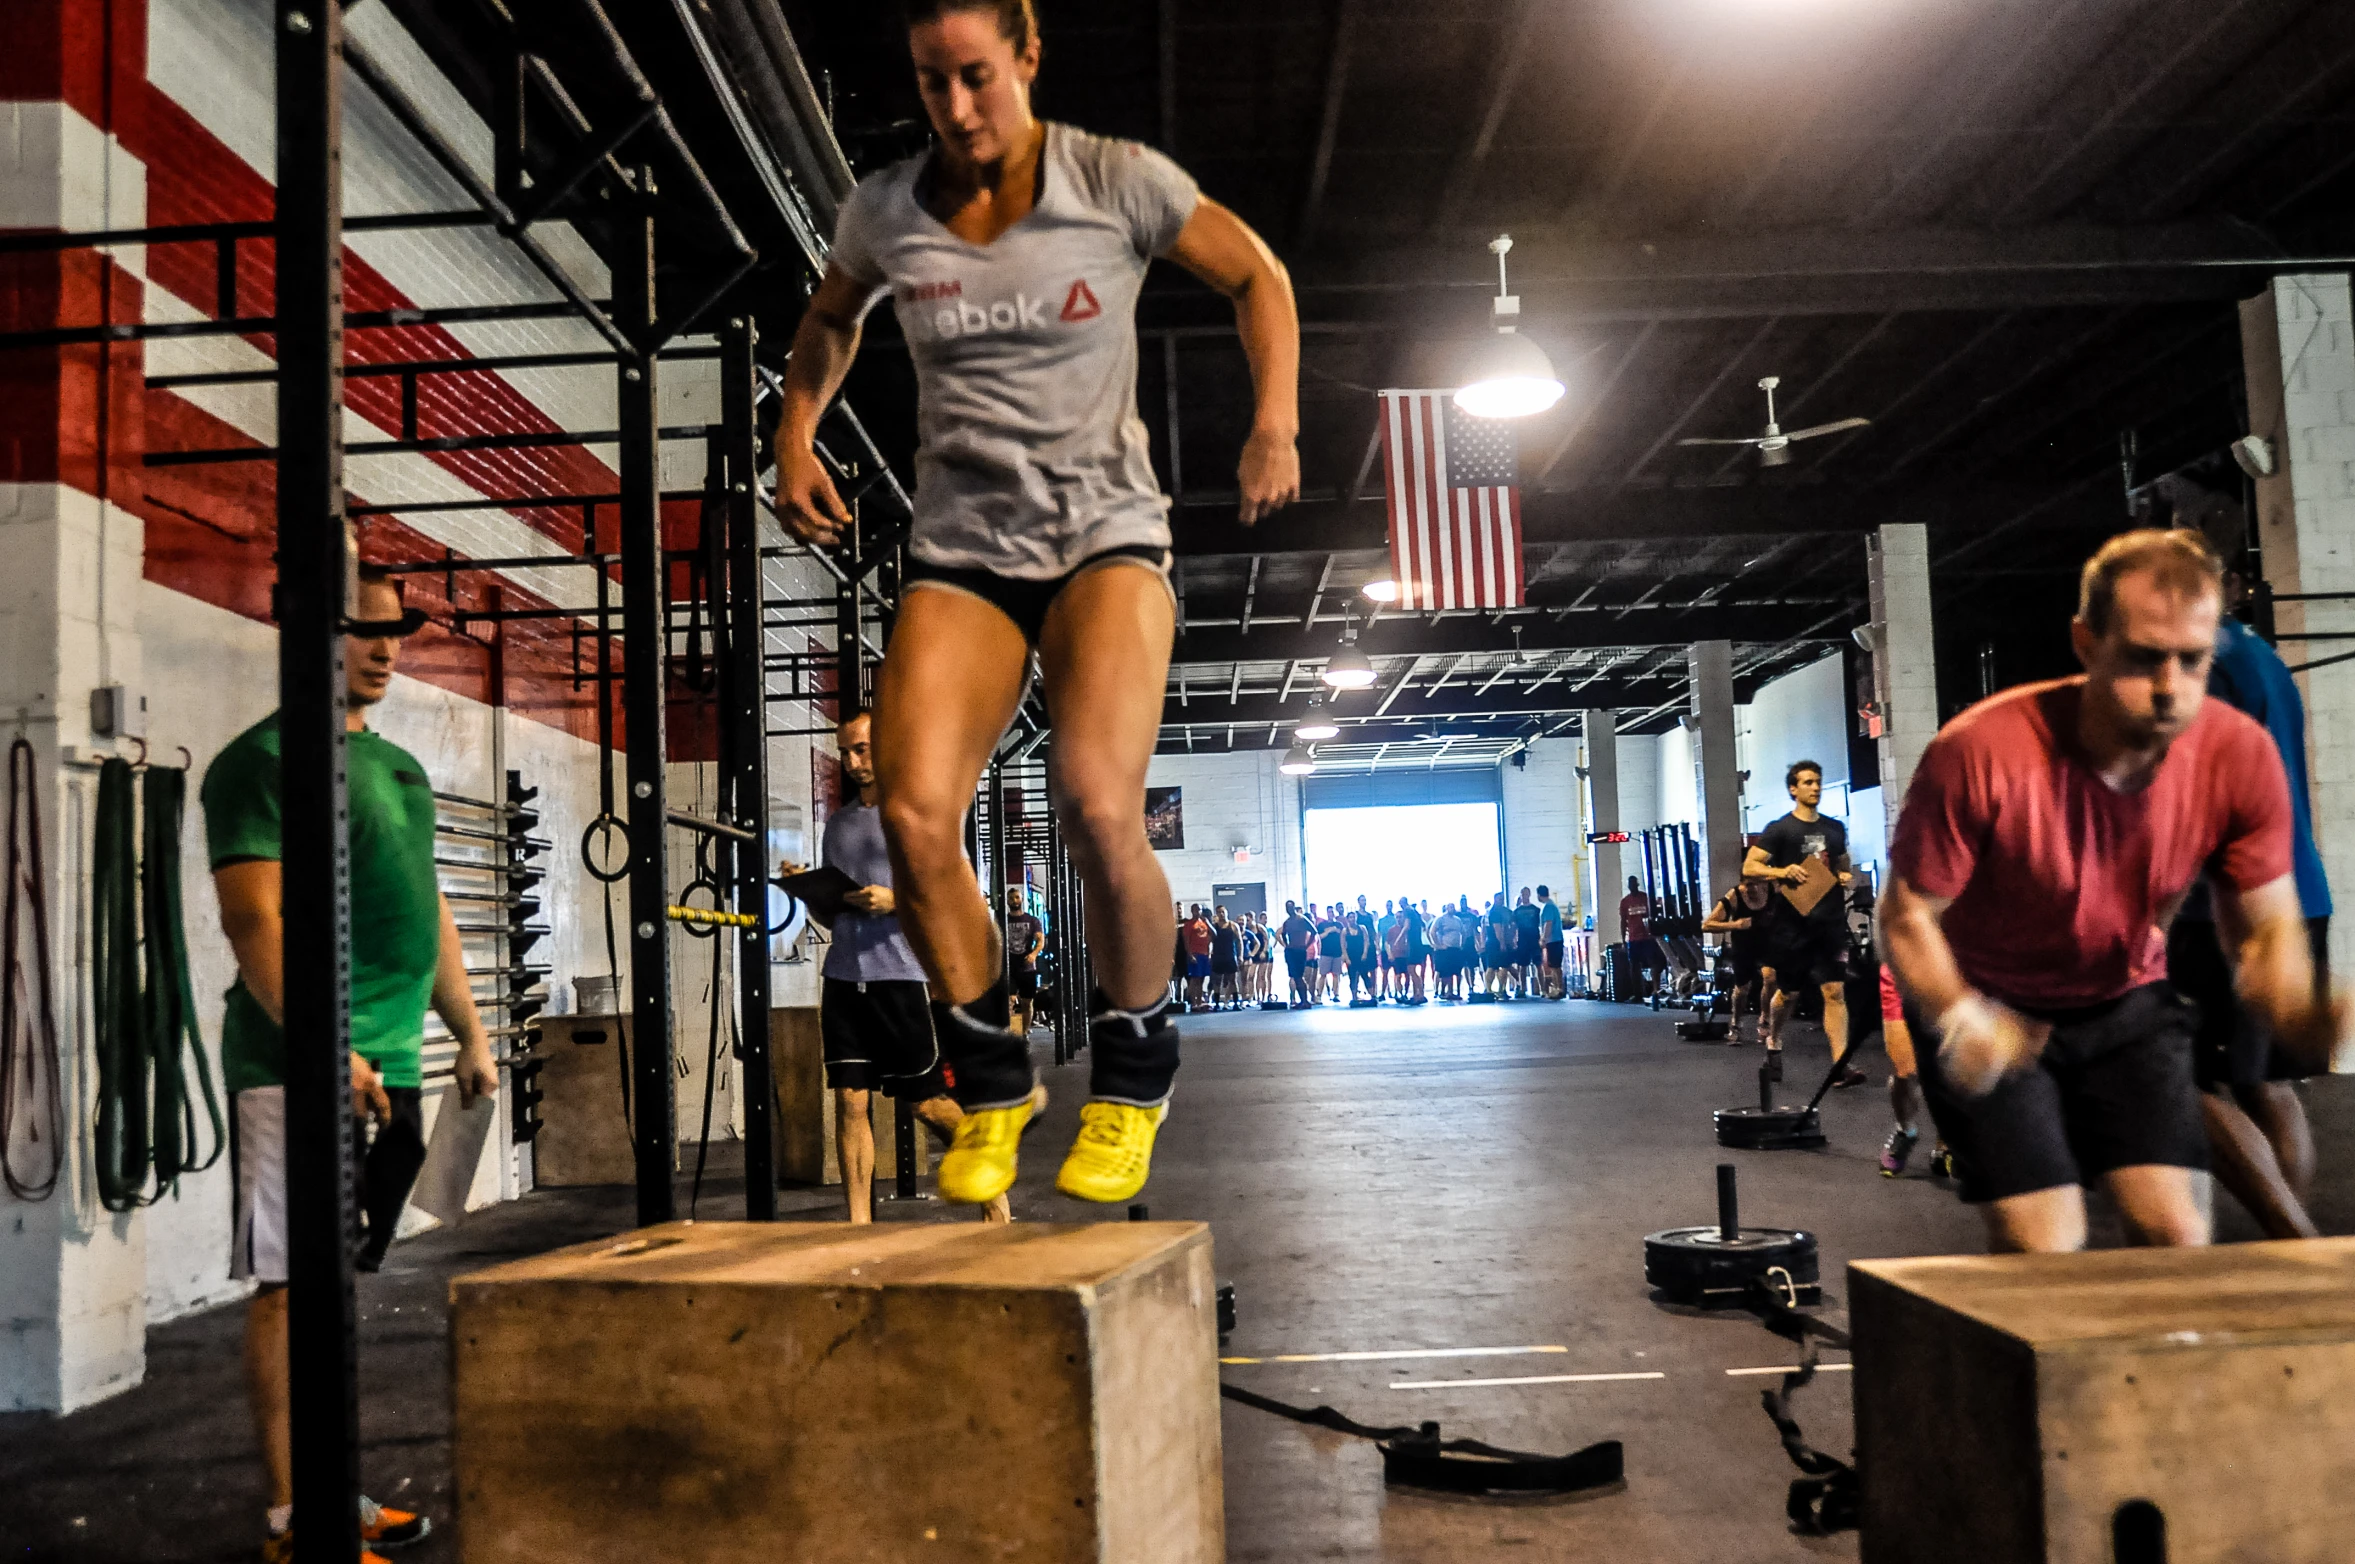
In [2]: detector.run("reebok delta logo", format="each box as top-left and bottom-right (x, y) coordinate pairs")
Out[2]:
(922, 279), (1103, 338)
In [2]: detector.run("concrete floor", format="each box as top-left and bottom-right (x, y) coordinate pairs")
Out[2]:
(9, 996), (2354, 1562)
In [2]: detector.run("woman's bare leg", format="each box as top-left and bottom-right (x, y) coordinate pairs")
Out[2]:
(1036, 563), (1176, 1014)
(872, 587), (1032, 1006)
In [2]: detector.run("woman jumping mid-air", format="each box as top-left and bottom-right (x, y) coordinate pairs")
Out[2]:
(773, 0), (1300, 1205)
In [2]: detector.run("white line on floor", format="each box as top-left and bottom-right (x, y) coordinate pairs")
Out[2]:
(1724, 1363), (1852, 1377)
(1388, 1371), (1667, 1390)
(1221, 1345), (1569, 1366)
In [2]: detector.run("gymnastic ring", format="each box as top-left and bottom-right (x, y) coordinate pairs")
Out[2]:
(675, 875), (726, 939)
(766, 879), (803, 937)
(581, 814), (629, 884)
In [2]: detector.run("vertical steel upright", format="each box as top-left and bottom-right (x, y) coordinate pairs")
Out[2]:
(274, 3), (361, 1559)
(719, 316), (775, 1219)
(618, 169), (675, 1226)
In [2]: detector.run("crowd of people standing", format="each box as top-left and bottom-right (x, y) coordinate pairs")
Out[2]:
(1172, 889), (1570, 1012)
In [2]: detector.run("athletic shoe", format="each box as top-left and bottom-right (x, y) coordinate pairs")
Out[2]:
(937, 1088), (1045, 1205)
(1928, 1145), (1955, 1181)
(1832, 1065), (1871, 1090)
(264, 1531), (391, 1564)
(1055, 1101), (1169, 1203)
(1879, 1126), (1920, 1177)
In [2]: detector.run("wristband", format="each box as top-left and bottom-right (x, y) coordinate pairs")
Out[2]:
(1935, 992), (1999, 1038)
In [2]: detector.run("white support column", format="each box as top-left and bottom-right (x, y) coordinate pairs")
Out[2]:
(2242, 273), (2355, 979)
(1584, 709), (1623, 945)
(1867, 523), (1938, 848)
(1688, 640), (1743, 899)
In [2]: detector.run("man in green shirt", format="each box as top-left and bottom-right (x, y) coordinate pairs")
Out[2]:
(202, 565), (498, 1562)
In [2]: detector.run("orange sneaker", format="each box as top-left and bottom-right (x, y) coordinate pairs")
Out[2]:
(359, 1497), (431, 1550)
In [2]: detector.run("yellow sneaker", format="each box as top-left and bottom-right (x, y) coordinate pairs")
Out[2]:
(936, 1087), (1043, 1205)
(1055, 1101), (1169, 1203)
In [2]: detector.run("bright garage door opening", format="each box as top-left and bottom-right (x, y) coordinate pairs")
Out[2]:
(1302, 801), (1504, 913)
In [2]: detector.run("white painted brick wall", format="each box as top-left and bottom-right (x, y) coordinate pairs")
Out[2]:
(1502, 738), (1582, 912)
(1142, 750), (1303, 914)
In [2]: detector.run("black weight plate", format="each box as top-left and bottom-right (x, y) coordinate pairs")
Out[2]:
(1677, 1020), (1730, 1042)
(1643, 1225), (1820, 1302)
(1714, 1105), (1827, 1150)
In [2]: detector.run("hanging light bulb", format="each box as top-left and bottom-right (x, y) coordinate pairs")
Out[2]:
(1454, 235), (1565, 421)
(1280, 743), (1316, 776)
(1321, 643), (1375, 690)
(1296, 694), (1340, 742)
(1361, 578), (1401, 604)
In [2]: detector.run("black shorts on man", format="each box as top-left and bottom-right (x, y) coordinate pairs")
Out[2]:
(1906, 982), (2208, 1204)
(822, 977), (947, 1097)
(2168, 913), (2330, 1089)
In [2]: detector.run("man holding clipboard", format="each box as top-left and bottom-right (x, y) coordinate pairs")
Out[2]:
(1745, 759), (1866, 1089)
(782, 712), (1023, 1223)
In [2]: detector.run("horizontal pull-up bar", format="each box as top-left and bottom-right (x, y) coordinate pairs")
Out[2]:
(666, 810), (759, 843)
(0, 298), (605, 353)
(147, 343), (724, 392)
(0, 209), (492, 254)
(145, 423), (721, 468)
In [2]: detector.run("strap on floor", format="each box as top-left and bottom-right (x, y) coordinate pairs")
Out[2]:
(1218, 1381), (1625, 1497)
(1741, 1277), (1861, 1534)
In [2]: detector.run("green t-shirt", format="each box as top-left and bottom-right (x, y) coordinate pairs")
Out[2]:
(200, 714), (443, 1093)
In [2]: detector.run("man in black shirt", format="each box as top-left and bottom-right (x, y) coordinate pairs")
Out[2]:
(1744, 759), (1866, 1086)
(1512, 888), (1542, 998)
(1280, 901), (1317, 1007)
(1702, 879), (1776, 1043)
(1004, 888), (1046, 1036)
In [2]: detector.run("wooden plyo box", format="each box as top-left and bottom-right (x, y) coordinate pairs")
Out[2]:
(451, 1221), (1223, 1564)
(1852, 1239), (2355, 1563)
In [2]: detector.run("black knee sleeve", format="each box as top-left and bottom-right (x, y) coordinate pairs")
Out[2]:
(1088, 991), (1180, 1106)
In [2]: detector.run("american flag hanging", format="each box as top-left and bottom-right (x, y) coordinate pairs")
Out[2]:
(1378, 390), (1525, 610)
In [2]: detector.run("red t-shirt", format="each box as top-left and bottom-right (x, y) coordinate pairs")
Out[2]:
(1619, 893), (1652, 943)
(1182, 918), (1213, 957)
(1890, 679), (2292, 1008)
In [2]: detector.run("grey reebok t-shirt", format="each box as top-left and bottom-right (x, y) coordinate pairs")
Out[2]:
(829, 122), (1200, 580)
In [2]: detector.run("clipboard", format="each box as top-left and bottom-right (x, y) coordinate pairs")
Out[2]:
(778, 865), (863, 927)
(1779, 855), (1837, 918)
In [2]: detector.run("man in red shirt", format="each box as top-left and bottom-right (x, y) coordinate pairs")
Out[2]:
(1881, 529), (2345, 1252)
(1618, 876), (1661, 998)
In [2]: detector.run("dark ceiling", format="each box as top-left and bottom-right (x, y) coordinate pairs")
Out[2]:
(771, 0), (2355, 754)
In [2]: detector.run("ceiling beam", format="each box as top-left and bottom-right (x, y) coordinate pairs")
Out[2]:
(1161, 683), (1674, 733)
(1294, 0), (1361, 250)
(1172, 480), (2080, 557)
(1170, 603), (1852, 665)
(1124, 218), (2353, 332)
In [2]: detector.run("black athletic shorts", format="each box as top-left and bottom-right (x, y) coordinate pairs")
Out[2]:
(1626, 937), (1663, 973)
(1008, 965), (1040, 998)
(1907, 982), (2208, 1204)
(2168, 914), (2331, 1089)
(821, 977), (947, 1097)
(1771, 925), (1847, 991)
(1543, 939), (1564, 969)
(904, 544), (1171, 645)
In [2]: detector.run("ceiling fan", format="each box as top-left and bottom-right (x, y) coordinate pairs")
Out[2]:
(1676, 376), (1869, 467)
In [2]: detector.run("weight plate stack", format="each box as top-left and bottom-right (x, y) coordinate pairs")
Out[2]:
(1643, 1225), (1820, 1306)
(1714, 1104), (1826, 1149)
(1677, 1019), (1731, 1042)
